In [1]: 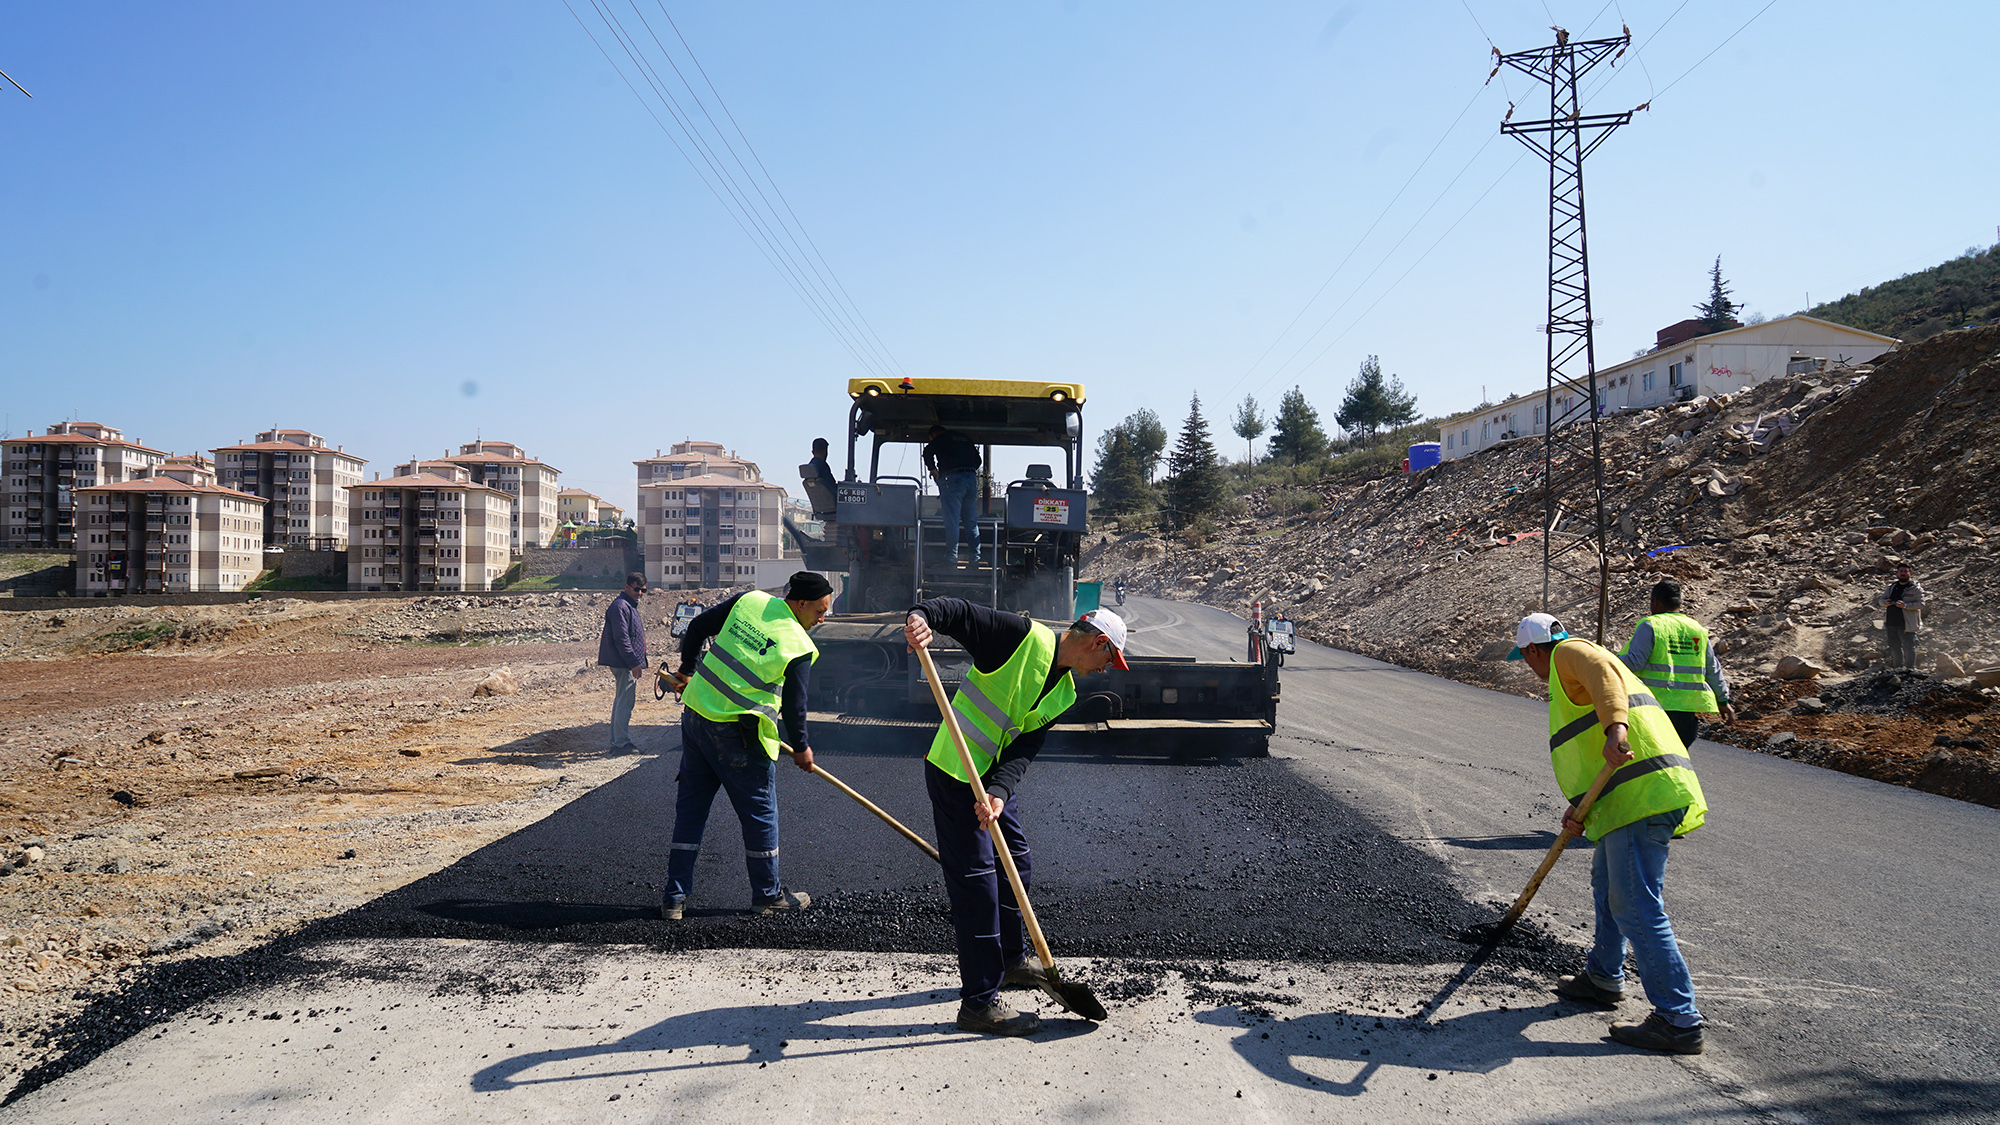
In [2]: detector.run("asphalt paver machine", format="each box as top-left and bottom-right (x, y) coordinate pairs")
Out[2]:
(786, 377), (1281, 756)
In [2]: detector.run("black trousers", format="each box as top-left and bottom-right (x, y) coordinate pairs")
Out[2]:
(1666, 710), (1702, 750)
(925, 760), (1031, 1004)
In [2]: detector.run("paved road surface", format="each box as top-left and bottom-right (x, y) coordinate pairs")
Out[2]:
(5, 597), (1994, 1123)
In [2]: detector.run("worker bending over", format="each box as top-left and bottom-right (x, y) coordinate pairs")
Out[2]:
(1509, 612), (1711, 1054)
(660, 572), (833, 919)
(1618, 580), (1733, 748)
(903, 599), (1127, 1036)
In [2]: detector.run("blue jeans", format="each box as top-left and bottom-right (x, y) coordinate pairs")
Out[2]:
(938, 470), (980, 562)
(665, 711), (782, 906)
(609, 667), (640, 750)
(1585, 808), (1704, 1027)
(927, 760), (1032, 1004)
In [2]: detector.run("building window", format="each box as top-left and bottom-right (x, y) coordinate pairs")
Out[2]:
(1668, 361), (1686, 387)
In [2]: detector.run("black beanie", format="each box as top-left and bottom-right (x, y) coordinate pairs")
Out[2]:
(786, 571), (834, 601)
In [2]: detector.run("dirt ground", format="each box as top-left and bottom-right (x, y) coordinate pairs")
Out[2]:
(0, 593), (707, 1093)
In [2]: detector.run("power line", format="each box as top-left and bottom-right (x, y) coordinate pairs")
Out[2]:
(1650, 0), (1780, 102)
(564, 1), (905, 380)
(1224, 78), (1500, 401)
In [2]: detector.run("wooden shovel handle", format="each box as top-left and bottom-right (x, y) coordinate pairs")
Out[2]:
(914, 645), (1059, 972)
(797, 755), (940, 863)
(1493, 759), (1616, 934)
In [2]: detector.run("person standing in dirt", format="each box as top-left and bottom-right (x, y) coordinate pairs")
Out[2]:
(1508, 612), (1711, 1055)
(598, 572), (650, 755)
(1878, 563), (1925, 670)
(1617, 580), (1734, 749)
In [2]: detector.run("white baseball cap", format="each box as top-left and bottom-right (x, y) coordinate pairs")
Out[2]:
(1076, 608), (1130, 669)
(1505, 612), (1569, 660)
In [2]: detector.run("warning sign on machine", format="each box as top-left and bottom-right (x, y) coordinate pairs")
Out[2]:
(1032, 498), (1070, 525)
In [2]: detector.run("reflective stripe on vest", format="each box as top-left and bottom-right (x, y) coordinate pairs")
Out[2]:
(928, 621), (1078, 783)
(683, 591), (819, 760)
(1637, 612), (1717, 712)
(1547, 638), (1707, 841)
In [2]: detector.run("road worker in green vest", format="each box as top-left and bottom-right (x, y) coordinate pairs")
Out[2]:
(903, 598), (1127, 1037)
(1509, 611), (1711, 1055)
(659, 572), (833, 919)
(1618, 579), (1734, 749)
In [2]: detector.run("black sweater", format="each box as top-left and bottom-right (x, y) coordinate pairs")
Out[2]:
(908, 597), (1071, 799)
(678, 592), (812, 752)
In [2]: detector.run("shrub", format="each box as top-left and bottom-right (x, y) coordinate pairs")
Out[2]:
(1268, 488), (1321, 517)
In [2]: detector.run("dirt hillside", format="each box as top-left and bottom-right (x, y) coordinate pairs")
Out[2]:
(1085, 323), (2000, 808)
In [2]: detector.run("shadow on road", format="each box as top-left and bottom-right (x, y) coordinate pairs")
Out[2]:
(1197, 1001), (1622, 1096)
(469, 989), (1099, 1092)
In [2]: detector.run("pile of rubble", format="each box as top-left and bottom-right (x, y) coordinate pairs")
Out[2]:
(1085, 323), (2000, 807)
(344, 589), (740, 646)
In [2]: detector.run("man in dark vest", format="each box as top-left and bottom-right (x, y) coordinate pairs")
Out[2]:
(903, 599), (1126, 1036)
(1510, 612), (1711, 1054)
(923, 425), (984, 567)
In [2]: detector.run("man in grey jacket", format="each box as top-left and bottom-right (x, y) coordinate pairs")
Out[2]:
(1878, 564), (1925, 670)
(598, 572), (649, 753)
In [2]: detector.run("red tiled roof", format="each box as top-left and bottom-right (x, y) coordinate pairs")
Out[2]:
(558, 488), (602, 498)
(434, 450), (558, 471)
(77, 479), (269, 501)
(4, 433), (169, 454)
(211, 441), (366, 460)
(641, 474), (784, 491)
(344, 472), (512, 495)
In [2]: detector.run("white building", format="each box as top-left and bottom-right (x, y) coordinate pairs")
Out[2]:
(212, 429), (368, 549)
(4, 422), (168, 550)
(74, 460), (268, 595)
(424, 441), (561, 553)
(345, 467), (514, 592)
(1440, 315), (1899, 461)
(634, 441), (798, 590)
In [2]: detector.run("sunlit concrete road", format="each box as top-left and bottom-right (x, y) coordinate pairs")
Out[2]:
(5, 597), (1994, 1124)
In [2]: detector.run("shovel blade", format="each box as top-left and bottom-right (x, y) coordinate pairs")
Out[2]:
(1042, 966), (1108, 1022)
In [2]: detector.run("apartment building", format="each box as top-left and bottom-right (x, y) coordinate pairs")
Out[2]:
(422, 441), (560, 552)
(73, 460), (268, 595)
(634, 441), (796, 589)
(211, 429), (367, 548)
(4, 422), (168, 549)
(345, 466), (514, 592)
(560, 489), (629, 528)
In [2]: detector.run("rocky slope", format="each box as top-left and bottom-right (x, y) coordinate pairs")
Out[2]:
(1086, 323), (2000, 807)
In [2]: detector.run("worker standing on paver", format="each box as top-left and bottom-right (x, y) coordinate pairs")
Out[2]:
(1508, 612), (1711, 1055)
(903, 598), (1127, 1037)
(1617, 580), (1734, 749)
(657, 572), (834, 920)
(922, 424), (984, 567)
(598, 572), (650, 755)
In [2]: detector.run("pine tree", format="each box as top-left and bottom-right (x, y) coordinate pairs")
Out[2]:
(1266, 385), (1330, 465)
(1695, 256), (1740, 334)
(1091, 425), (1157, 519)
(1335, 355), (1419, 444)
(1230, 394), (1266, 463)
(1125, 407), (1167, 481)
(1164, 393), (1226, 529)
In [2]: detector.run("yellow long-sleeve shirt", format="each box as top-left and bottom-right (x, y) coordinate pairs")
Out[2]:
(1551, 638), (1633, 729)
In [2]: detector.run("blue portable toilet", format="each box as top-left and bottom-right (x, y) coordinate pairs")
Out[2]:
(1407, 442), (1442, 472)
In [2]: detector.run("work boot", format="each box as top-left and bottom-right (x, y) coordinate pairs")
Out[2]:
(1002, 957), (1050, 990)
(659, 899), (684, 922)
(751, 888), (810, 915)
(1554, 972), (1625, 1006)
(956, 998), (1041, 1037)
(1609, 1013), (1706, 1055)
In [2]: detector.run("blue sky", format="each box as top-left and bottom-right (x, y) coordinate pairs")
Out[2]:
(5, 2), (1995, 511)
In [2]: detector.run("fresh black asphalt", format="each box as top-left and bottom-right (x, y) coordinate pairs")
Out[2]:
(14, 597), (1999, 1124)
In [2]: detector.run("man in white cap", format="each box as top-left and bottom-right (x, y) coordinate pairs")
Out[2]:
(903, 597), (1127, 1036)
(1509, 611), (1710, 1054)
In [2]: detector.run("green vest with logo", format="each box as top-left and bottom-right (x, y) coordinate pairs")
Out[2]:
(927, 622), (1078, 782)
(1548, 638), (1707, 842)
(1632, 612), (1717, 712)
(685, 591), (818, 760)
